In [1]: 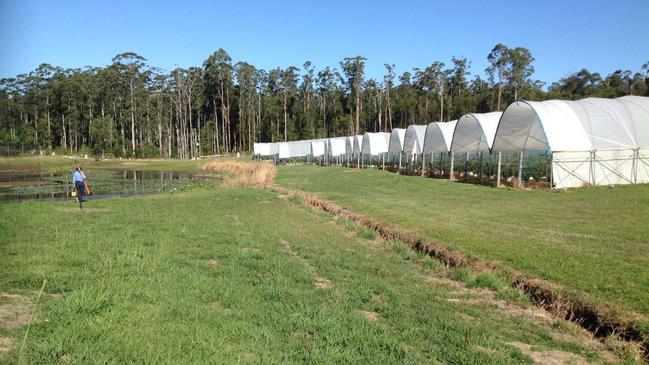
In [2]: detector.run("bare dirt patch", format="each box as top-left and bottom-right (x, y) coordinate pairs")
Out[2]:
(202, 161), (276, 187)
(473, 345), (498, 356)
(55, 207), (109, 213)
(508, 341), (589, 365)
(314, 277), (331, 289)
(0, 337), (12, 357)
(0, 293), (33, 330)
(207, 259), (220, 267)
(360, 310), (380, 320)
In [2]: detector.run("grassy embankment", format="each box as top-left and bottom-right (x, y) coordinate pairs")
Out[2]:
(0, 158), (629, 363)
(276, 165), (649, 323)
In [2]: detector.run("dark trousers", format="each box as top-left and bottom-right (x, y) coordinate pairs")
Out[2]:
(75, 181), (85, 206)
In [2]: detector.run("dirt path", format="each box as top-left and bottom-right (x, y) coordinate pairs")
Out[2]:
(281, 239), (331, 290)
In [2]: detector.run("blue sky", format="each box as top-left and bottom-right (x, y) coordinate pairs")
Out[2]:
(1, 0), (648, 85)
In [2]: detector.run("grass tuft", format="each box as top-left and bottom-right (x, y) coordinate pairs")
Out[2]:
(358, 226), (377, 240)
(468, 273), (506, 291)
(452, 268), (473, 283)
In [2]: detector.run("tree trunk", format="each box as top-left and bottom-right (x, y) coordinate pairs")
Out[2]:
(130, 81), (136, 155)
(213, 98), (220, 155)
(355, 93), (360, 134)
(497, 85), (502, 111)
(283, 94), (288, 142)
(62, 113), (67, 150)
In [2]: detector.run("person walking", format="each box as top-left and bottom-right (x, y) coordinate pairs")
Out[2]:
(72, 166), (86, 208)
(77, 164), (91, 195)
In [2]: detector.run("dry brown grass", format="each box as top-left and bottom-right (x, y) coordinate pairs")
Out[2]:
(202, 161), (276, 188)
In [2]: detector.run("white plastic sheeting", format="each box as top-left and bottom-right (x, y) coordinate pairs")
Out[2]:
(326, 137), (348, 158)
(493, 97), (649, 188)
(450, 112), (502, 153)
(492, 100), (591, 152)
(388, 128), (406, 154)
(423, 120), (458, 154)
(278, 140), (312, 159)
(361, 132), (390, 156)
(403, 125), (427, 155)
(352, 135), (363, 157)
(344, 136), (355, 158)
(617, 96), (649, 147)
(253, 142), (278, 157)
(310, 139), (326, 158)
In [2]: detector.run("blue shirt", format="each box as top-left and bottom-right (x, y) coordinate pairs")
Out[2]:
(72, 171), (84, 183)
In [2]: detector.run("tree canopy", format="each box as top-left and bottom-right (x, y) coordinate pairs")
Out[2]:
(1, 45), (646, 158)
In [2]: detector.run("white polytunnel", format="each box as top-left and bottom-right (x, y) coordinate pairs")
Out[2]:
(361, 132), (390, 156)
(253, 142), (278, 157)
(492, 100), (592, 152)
(326, 137), (348, 158)
(403, 125), (427, 155)
(278, 140), (312, 159)
(492, 96), (649, 188)
(253, 95), (649, 189)
(423, 120), (458, 154)
(388, 128), (406, 155)
(450, 112), (502, 154)
(310, 139), (326, 158)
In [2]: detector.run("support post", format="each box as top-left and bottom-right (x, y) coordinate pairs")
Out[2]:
(633, 148), (638, 184)
(449, 151), (455, 180)
(382, 153), (385, 170)
(496, 151), (502, 187)
(464, 151), (469, 182)
(480, 151), (484, 184)
(397, 152), (403, 174)
(549, 152), (554, 188)
(430, 153), (434, 177)
(518, 150), (524, 186)
(421, 153), (426, 176)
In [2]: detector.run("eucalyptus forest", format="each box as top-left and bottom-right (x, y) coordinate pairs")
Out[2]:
(1, 44), (647, 158)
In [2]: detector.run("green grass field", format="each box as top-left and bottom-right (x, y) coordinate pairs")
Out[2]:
(1, 156), (646, 363)
(0, 183), (625, 363)
(276, 165), (649, 320)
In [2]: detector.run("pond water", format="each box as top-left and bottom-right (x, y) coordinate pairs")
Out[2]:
(0, 169), (219, 202)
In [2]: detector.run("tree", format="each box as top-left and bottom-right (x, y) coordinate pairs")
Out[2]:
(507, 47), (535, 100)
(279, 66), (299, 141)
(549, 69), (602, 99)
(486, 43), (510, 110)
(1, 47), (644, 159)
(383, 64), (395, 130)
(203, 49), (233, 153)
(340, 56), (366, 134)
(111, 52), (148, 155)
(235, 61), (257, 150)
(316, 67), (336, 137)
